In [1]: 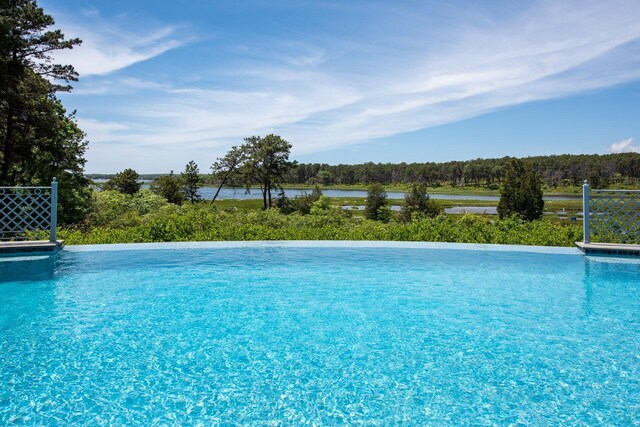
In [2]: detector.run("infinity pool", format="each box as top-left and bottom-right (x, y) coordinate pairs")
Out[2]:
(1, 242), (639, 425)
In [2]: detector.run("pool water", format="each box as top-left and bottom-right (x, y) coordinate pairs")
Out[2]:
(1, 242), (639, 425)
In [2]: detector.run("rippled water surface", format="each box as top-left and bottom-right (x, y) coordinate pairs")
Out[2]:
(1, 244), (639, 425)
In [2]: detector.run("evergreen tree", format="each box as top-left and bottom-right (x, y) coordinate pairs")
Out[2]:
(399, 183), (441, 222)
(243, 134), (296, 210)
(104, 168), (141, 195)
(497, 159), (544, 221)
(181, 160), (202, 203)
(365, 183), (390, 222)
(210, 143), (249, 202)
(1, 0), (89, 224)
(150, 171), (184, 205)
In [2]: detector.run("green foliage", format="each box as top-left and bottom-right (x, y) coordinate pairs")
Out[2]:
(399, 183), (442, 222)
(316, 170), (333, 185)
(365, 183), (390, 222)
(0, 1), (89, 224)
(87, 189), (170, 228)
(242, 134), (297, 209)
(310, 195), (332, 214)
(59, 203), (582, 247)
(103, 168), (141, 195)
(498, 159), (544, 221)
(210, 143), (249, 202)
(181, 160), (201, 203)
(277, 186), (323, 214)
(282, 153), (640, 189)
(150, 171), (184, 205)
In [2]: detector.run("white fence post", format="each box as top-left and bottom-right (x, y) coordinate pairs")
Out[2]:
(582, 180), (590, 244)
(50, 177), (58, 242)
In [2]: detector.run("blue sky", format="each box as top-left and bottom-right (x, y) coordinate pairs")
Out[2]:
(43, 0), (640, 173)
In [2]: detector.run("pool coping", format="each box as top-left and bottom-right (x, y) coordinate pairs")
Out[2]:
(0, 240), (64, 255)
(63, 240), (582, 255)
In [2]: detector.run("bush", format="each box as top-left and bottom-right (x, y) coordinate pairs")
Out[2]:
(498, 159), (544, 221)
(365, 183), (390, 222)
(399, 184), (442, 222)
(59, 201), (582, 247)
(278, 187), (323, 214)
(88, 189), (169, 227)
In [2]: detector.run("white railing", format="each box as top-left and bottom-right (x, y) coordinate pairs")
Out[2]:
(0, 178), (58, 242)
(583, 180), (640, 244)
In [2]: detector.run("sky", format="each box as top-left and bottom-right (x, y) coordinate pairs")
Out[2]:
(41, 0), (640, 173)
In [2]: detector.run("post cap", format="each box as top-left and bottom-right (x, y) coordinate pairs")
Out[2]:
(52, 177), (57, 182)
(583, 179), (588, 185)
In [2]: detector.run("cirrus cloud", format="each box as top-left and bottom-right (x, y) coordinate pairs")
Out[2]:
(58, 0), (640, 172)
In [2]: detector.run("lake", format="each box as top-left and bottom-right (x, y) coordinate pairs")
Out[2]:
(93, 180), (578, 201)
(196, 187), (577, 201)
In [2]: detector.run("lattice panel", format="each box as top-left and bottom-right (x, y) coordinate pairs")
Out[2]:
(590, 190), (640, 244)
(0, 187), (52, 240)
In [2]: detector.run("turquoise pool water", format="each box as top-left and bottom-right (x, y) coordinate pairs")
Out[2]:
(1, 242), (639, 425)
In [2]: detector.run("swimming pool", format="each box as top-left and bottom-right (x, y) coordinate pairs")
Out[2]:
(1, 242), (639, 425)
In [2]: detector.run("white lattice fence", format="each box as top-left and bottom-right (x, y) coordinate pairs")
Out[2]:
(0, 178), (58, 242)
(583, 181), (640, 244)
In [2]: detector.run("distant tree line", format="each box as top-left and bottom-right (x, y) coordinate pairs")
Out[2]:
(96, 145), (549, 224)
(279, 153), (640, 188)
(89, 153), (640, 191)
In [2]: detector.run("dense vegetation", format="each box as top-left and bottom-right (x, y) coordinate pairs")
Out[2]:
(279, 154), (640, 189)
(59, 191), (583, 246)
(209, 134), (295, 208)
(0, 0), (90, 223)
(88, 152), (640, 191)
(497, 159), (544, 220)
(2, 1), (636, 248)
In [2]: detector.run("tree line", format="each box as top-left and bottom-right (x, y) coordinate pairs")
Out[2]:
(279, 153), (640, 188)
(92, 152), (640, 191)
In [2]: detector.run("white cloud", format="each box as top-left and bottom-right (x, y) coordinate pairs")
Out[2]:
(53, 15), (186, 76)
(610, 138), (640, 153)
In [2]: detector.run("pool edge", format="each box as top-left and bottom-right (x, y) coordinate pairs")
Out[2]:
(63, 240), (582, 255)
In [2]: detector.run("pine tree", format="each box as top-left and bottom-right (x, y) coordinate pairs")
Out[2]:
(1, 0), (81, 183)
(365, 183), (390, 222)
(242, 135), (296, 209)
(104, 169), (141, 195)
(150, 171), (184, 205)
(182, 161), (202, 203)
(399, 183), (442, 222)
(1, 0), (89, 223)
(497, 159), (544, 221)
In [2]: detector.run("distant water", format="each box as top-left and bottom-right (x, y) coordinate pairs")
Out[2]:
(92, 180), (578, 201)
(192, 187), (577, 202)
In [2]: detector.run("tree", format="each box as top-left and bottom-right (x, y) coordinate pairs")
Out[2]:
(399, 183), (442, 222)
(316, 170), (333, 185)
(277, 186), (322, 215)
(0, 0), (81, 183)
(181, 160), (201, 203)
(210, 143), (248, 203)
(365, 183), (390, 222)
(150, 171), (184, 205)
(1, 0), (89, 223)
(497, 159), (544, 221)
(243, 134), (296, 210)
(104, 168), (141, 195)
